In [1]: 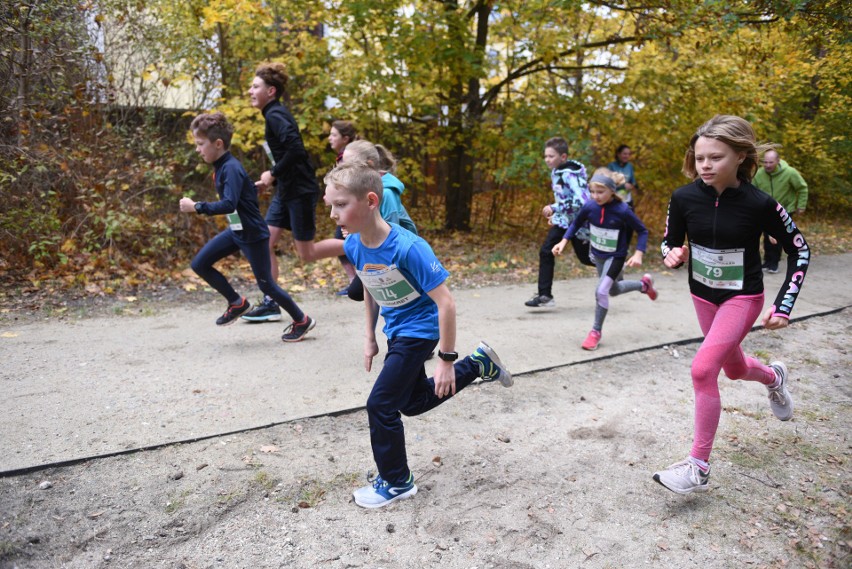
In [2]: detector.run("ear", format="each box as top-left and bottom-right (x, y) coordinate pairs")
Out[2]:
(367, 191), (380, 208)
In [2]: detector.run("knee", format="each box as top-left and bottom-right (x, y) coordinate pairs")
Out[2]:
(366, 395), (389, 419)
(190, 257), (205, 276)
(690, 357), (718, 387)
(595, 287), (609, 307)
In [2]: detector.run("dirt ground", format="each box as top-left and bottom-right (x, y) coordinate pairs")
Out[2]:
(0, 303), (849, 569)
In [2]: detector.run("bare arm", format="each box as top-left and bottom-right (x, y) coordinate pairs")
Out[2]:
(363, 295), (380, 372)
(426, 283), (457, 398)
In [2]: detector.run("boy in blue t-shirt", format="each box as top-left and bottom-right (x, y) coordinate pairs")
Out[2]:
(323, 162), (513, 509)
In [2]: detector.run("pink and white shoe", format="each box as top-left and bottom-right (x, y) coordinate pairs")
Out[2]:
(582, 330), (601, 351)
(641, 274), (658, 301)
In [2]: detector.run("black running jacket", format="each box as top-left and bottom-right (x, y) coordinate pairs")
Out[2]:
(661, 179), (809, 318)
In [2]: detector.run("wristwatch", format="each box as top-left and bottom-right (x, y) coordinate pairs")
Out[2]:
(437, 350), (458, 362)
(194, 202), (203, 214)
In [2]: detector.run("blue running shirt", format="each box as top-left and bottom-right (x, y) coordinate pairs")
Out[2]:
(344, 224), (449, 340)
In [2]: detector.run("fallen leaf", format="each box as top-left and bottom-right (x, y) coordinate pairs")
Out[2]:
(260, 445), (278, 454)
(1, 332), (18, 338)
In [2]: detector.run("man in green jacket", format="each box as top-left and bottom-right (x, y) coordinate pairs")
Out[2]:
(753, 150), (808, 273)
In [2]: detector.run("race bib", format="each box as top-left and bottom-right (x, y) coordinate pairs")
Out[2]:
(691, 243), (744, 290)
(226, 211), (243, 231)
(590, 225), (619, 253)
(358, 265), (421, 307)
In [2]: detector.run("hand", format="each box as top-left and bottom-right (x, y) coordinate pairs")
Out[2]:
(255, 170), (275, 192)
(364, 337), (379, 372)
(761, 306), (789, 330)
(433, 360), (457, 399)
(769, 236), (777, 245)
(551, 240), (566, 256)
(625, 250), (644, 268)
(663, 245), (689, 268)
(341, 227), (350, 238)
(542, 205), (553, 219)
(179, 197), (196, 213)
(625, 182), (635, 191)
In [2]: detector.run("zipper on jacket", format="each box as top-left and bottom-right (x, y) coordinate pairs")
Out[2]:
(599, 206), (605, 225)
(713, 196), (719, 247)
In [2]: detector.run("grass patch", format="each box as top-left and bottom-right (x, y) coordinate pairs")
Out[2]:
(279, 472), (360, 508)
(0, 540), (19, 559)
(216, 488), (247, 506)
(164, 489), (191, 514)
(752, 349), (771, 361)
(253, 470), (278, 492)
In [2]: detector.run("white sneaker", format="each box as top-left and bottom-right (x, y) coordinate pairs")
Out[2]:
(767, 361), (794, 421)
(653, 458), (710, 494)
(352, 474), (417, 509)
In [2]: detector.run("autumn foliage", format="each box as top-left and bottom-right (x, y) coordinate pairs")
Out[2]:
(1, 1), (849, 299)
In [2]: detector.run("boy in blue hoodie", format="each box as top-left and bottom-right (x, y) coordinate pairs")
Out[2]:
(525, 137), (593, 308)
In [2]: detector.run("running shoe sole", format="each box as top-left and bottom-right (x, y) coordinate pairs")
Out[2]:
(282, 317), (316, 342)
(476, 341), (513, 387)
(353, 485), (417, 509)
(241, 313), (282, 323)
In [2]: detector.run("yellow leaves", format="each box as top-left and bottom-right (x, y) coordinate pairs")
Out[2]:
(200, 5), (226, 28)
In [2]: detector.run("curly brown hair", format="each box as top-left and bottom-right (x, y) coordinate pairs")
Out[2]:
(190, 112), (233, 148)
(255, 62), (288, 100)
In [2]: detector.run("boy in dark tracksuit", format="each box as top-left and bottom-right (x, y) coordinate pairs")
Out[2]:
(178, 112), (314, 342)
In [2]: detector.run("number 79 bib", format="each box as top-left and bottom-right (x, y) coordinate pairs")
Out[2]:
(690, 243), (744, 290)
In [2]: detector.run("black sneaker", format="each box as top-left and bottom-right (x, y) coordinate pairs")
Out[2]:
(524, 294), (555, 308)
(216, 298), (251, 326)
(767, 266), (779, 274)
(282, 315), (316, 342)
(241, 297), (282, 322)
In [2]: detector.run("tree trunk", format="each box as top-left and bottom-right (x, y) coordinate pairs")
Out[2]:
(441, 0), (490, 231)
(14, 4), (32, 147)
(444, 122), (474, 231)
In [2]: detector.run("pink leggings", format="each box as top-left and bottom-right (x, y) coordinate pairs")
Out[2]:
(690, 294), (776, 461)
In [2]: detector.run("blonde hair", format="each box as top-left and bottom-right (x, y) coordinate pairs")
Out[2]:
(682, 115), (775, 182)
(343, 140), (378, 167)
(324, 161), (383, 201)
(342, 140), (397, 172)
(589, 167), (625, 201)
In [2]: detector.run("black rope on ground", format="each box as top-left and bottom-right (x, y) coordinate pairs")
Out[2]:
(513, 304), (849, 378)
(2, 305), (846, 480)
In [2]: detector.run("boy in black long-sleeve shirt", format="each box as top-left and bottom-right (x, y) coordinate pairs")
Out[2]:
(241, 62), (344, 324)
(179, 112), (315, 341)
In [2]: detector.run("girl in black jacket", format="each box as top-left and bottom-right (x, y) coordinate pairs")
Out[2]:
(654, 115), (809, 495)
